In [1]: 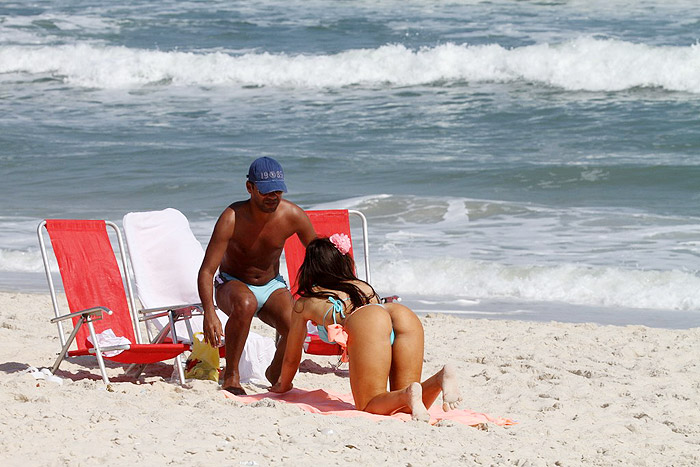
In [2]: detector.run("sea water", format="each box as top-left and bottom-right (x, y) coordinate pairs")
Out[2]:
(1, 0), (699, 328)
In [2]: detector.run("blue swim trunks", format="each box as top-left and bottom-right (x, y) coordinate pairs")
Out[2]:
(214, 272), (288, 314)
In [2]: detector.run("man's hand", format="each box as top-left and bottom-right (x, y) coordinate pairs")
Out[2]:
(203, 312), (224, 347)
(269, 381), (293, 394)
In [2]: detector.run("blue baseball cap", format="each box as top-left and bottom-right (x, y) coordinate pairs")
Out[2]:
(247, 157), (287, 194)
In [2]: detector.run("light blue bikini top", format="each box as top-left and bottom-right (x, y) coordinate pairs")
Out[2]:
(316, 296), (347, 344)
(315, 296), (396, 346)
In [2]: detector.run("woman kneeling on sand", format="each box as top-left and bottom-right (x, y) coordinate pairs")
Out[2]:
(270, 235), (462, 421)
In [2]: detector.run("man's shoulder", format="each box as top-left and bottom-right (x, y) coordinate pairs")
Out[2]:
(214, 201), (249, 228)
(278, 199), (304, 215)
(277, 200), (315, 242)
(227, 200), (249, 211)
(222, 200), (250, 218)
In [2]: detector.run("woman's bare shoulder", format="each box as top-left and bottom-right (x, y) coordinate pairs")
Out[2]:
(294, 295), (327, 317)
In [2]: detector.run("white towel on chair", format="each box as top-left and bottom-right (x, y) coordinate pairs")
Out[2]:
(87, 329), (131, 357)
(123, 207), (274, 383)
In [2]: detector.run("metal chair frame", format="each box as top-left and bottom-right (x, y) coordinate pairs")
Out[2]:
(37, 220), (187, 384)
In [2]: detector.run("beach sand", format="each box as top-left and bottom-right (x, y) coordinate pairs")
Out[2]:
(0, 291), (698, 466)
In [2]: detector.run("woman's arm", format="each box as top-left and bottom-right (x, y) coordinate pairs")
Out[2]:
(270, 300), (309, 393)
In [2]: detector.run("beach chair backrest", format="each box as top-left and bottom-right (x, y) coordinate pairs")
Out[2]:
(44, 219), (137, 349)
(284, 209), (370, 297)
(122, 208), (204, 309)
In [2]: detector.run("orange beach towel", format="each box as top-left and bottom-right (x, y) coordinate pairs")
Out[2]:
(222, 388), (516, 427)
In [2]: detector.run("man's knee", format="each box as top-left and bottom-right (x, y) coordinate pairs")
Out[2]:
(225, 295), (258, 324)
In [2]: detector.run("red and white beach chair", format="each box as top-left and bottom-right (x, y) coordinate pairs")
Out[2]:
(283, 209), (377, 356)
(37, 219), (189, 384)
(122, 208), (275, 384)
(122, 208), (226, 345)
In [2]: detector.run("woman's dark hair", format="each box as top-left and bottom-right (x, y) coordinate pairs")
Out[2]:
(296, 237), (378, 309)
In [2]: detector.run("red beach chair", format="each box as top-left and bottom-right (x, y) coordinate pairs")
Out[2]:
(283, 209), (374, 356)
(37, 219), (189, 384)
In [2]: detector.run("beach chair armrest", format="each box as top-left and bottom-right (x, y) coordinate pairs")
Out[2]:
(380, 295), (401, 304)
(50, 306), (112, 324)
(138, 303), (205, 323)
(138, 303), (204, 314)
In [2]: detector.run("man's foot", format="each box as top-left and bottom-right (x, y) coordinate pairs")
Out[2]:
(221, 370), (243, 393)
(222, 386), (247, 396)
(406, 382), (430, 422)
(438, 363), (463, 412)
(265, 366), (275, 385)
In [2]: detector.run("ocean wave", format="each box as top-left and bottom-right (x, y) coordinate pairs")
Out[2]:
(2, 37), (700, 92)
(0, 248), (47, 274)
(313, 194), (700, 311)
(372, 257), (700, 312)
(3, 235), (699, 312)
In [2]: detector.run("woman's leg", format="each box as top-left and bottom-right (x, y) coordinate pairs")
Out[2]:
(419, 363), (463, 411)
(384, 305), (462, 411)
(384, 303), (424, 391)
(362, 382), (430, 423)
(345, 305), (429, 421)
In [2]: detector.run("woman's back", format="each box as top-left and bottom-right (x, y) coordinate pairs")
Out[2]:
(295, 279), (379, 329)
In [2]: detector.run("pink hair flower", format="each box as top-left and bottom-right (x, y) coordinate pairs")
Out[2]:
(329, 233), (352, 255)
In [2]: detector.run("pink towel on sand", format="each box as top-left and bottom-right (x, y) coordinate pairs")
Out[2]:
(222, 388), (516, 426)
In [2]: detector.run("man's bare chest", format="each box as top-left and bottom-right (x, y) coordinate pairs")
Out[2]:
(231, 219), (293, 253)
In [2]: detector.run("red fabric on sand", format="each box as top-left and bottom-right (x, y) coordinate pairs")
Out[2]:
(222, 387), (516, 427)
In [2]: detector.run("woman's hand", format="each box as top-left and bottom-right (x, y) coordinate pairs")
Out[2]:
(269, 381), (293, 393)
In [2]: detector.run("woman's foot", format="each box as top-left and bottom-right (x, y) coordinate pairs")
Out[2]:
(406, 382), (430, 422)
(438, 363), (463, 411)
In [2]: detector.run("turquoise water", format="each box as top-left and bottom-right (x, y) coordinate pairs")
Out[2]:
(1, 0), (699, 327)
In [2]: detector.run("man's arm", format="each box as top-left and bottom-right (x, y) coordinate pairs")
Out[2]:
(197, 208), (235, 347)
(293, 207), (316, 247)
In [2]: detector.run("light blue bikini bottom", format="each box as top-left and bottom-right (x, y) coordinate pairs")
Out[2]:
(317, 300), (395, 345)
(214, 272), (287, 314)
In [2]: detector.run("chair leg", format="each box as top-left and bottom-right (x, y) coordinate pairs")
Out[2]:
(125, 363), (147, 379)
(125, 323), (175, 379)
(86, 319), (110, 384)
(126, 357), (185, 385)
(331, 355), (344, 370)
(174, 353), (186, 385)
(51, 316), (85, 376)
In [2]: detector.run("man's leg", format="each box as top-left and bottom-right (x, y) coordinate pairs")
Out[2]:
(215, 281), (257, 394)
(256, 288), (293, 385)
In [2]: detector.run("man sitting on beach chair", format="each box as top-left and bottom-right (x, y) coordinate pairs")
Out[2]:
(198, 157), (316, 395)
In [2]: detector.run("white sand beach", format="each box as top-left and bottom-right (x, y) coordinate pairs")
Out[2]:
(0, 291), (698, 466)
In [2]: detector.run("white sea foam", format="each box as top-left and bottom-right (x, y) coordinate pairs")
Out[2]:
(2, 37), (700, 92)
(373, 257), (700, 312)
(7, 243), (698, 312)
(0, 248), (47, 273)
(310, 194), (700, 312)
(2, 194), (698, 314)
